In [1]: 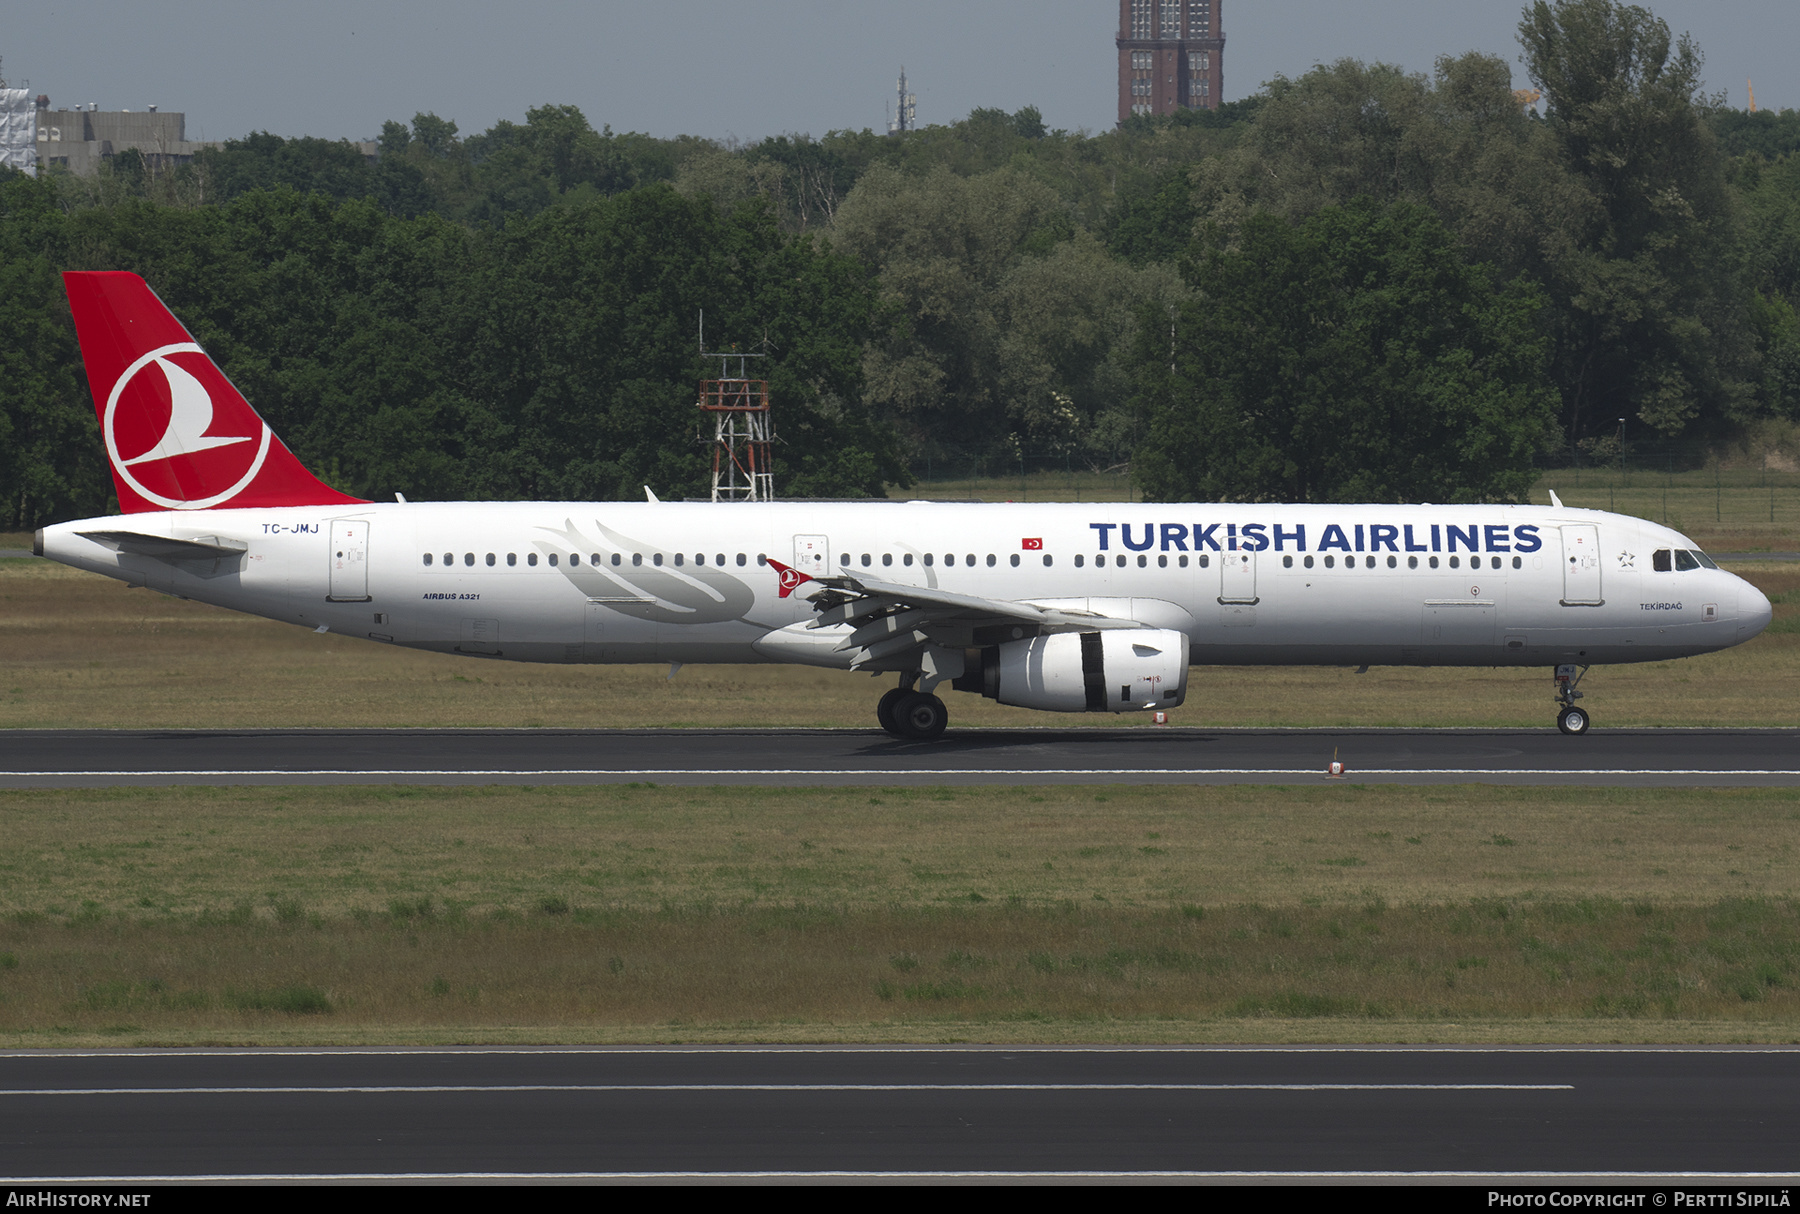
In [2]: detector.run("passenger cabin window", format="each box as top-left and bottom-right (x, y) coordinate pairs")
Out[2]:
(1653, 549), (1672, 572)
(464, 553), (475, 566)
(1044, 555), (1055, 567)
(903, 554), (913, 566)
(1075, 554), (1085, 568)
(423, 553), (432, 566)
(1198, 555), (1210, 568)
(653, 554), (663, 566)
(444, 553), (453, 566)
(486, 553), (496, 566)
(631, 554), (642, 566)
(527, 553), (538, 567)
(1282, 555), (1292, 568)
(986, 554), (996, 567)
(1010, 554), (1020, 567)
(507, 553), (516, 567)
(884, 554), (894, 567)
(923, 553), (934, 567)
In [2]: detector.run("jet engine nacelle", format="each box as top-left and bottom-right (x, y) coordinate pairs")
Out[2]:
(956, 628), (1189, 713)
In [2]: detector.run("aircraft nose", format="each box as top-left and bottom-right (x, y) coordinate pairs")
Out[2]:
(1740, 580), (1773, 639)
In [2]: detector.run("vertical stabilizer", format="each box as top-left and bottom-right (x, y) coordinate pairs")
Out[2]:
(63, 271), (364, 512)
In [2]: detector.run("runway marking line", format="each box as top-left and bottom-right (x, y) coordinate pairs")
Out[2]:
(7, 768), (1800, 778)
(7, 1171), (1798, 1182)
(0, 1083), (1573, 1095)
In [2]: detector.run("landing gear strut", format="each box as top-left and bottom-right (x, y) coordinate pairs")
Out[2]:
(877, 675), (949, 740)
(1554, 664), (1590, 735)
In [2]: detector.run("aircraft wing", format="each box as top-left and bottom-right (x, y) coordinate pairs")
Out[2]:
(774, 562), (1146, 670)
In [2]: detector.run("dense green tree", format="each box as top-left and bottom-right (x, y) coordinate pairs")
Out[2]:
(0, 171), (107, 527)
(1134, 200), (1560, 505)
(1706, 109), (1800, 161)
(831, 164), (1179, 464)
(1519, 0), (1754, 437)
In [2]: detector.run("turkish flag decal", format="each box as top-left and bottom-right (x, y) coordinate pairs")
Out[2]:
(1021, 538), (1043, 550)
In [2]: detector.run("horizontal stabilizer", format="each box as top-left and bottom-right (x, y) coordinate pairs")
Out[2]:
(77, 530), (249, 561)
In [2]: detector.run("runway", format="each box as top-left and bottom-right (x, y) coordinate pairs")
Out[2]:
(2, 1046), (1797, 1182)
(1, 726), (1797, 788)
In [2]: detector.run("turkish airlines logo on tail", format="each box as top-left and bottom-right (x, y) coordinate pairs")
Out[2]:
(103, 343), (272, 509)
(768, 559), (813, 599)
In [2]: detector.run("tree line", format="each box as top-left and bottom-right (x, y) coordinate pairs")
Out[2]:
(3, 0), (1799, 528)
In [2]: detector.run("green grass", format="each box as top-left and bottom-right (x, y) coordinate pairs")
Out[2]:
(1, 782), (1798, 1045)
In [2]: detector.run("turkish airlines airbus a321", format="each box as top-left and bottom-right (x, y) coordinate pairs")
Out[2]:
(36, 272), (1773, 738)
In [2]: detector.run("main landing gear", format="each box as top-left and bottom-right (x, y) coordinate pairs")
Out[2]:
(1554, 664), (1591, 735)
(877, 678), (949, 741)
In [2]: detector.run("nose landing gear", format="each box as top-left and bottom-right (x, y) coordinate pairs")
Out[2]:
(1554, 664), (1590, 735)
(877, 675), (949, 740)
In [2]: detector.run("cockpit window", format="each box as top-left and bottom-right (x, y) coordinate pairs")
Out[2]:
(1690, 549), (1719, 570)
(1673, 549), (1700, 572)
(1652, 549), (1671, 572)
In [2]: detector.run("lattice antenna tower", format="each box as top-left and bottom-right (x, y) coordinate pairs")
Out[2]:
(695, 309), (774, 502)
(888, 67), (916, 135)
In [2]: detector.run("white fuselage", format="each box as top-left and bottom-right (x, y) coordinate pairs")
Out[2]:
(39, 500), (1771, 672)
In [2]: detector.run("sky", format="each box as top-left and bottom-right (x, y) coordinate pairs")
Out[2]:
(5, 1), (1794, 145)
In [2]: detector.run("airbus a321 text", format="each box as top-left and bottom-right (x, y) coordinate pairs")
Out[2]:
(36, 272), (1773, 738)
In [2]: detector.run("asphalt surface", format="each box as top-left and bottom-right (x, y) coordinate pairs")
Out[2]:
(1, 726), (1797, 788)
(1, 1046), (1796, 1182)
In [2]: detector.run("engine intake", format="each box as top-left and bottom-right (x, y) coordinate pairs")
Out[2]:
(954, 628), (1188, 713)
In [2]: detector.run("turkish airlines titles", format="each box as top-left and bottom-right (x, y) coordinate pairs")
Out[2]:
(1089, 521), (1545, 555)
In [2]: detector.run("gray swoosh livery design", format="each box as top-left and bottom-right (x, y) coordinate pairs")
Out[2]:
(541, 518), (756, 626)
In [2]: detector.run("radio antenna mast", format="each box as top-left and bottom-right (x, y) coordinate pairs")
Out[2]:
(695, 309), (774, 502)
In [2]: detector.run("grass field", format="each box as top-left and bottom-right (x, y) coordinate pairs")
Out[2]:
(1, 553), (1795, 729)
(0, 782), (1796, 1046)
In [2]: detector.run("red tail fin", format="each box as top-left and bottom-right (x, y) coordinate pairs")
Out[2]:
(64, 271), (364, 512)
